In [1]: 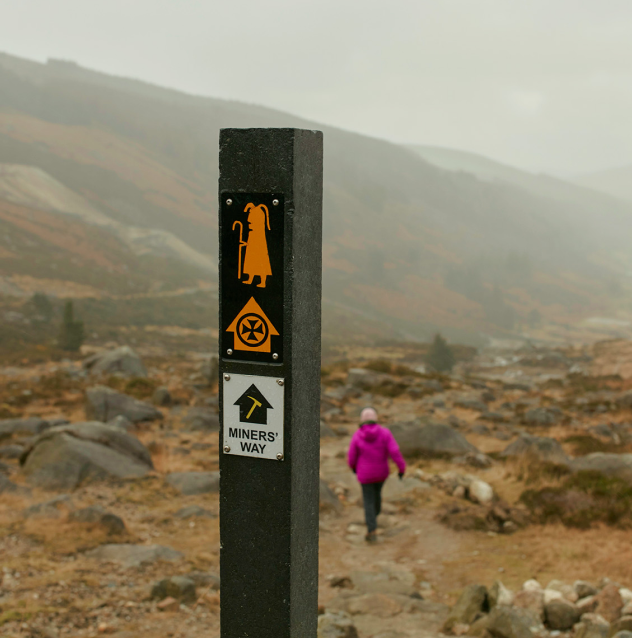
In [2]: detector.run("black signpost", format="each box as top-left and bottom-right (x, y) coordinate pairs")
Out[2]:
(219, 128), (323, 637)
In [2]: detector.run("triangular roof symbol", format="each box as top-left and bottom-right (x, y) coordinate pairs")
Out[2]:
(226, 297), (279, 353)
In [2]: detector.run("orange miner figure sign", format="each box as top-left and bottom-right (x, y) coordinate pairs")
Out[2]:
(226, 297), (279, 354)
(235, 203), (272, 288)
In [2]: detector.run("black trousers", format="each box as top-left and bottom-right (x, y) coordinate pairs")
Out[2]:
(361, 481), (385, 533)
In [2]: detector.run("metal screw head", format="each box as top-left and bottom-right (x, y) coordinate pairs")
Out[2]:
(224, 445), (231, 453)
(272, 199), (279, 207)
(272, 353), (279, 360)
(226, 198), (233, 206)
(227, 349), (233, 356)
(277, 379), (284, 386)
(224, 374), (231, 381)
(276, 453), (284, 461)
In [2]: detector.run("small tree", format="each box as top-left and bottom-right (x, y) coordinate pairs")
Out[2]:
(427, 333), (455, 373)
(59, 301), (84, 352)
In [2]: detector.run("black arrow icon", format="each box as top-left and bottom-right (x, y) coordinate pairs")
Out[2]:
(234, 384), (273, 425)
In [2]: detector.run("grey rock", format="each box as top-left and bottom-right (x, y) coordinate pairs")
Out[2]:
(166, 471), (219, 495)
(152, 386), (172, 407)
(106, 415), (135, 432)
(501, 434), (570, 465)
(454, 398), (488, 412)
(0, 473), (18, 493)
(318, 611), (359, 638)
(0, 444), (25, 459)
(21, 422), (153, 490)
(347, 368), (379, 389)
(390, 422), (479, 458)
(471, 424), (491, 435)
(524, 407), (559, 426)
(86, 385), (162, 423)
(320, 479), (342, 513)
(0, 417), (50, 438)
(0, 461), (10, 474)
(175, 505), (216, 519)
(612, 632), (632, 638)
(544, 598), (580, 630)
(83, 346), (147, 377)
(24, 494), (73, 518)
(489, 580), (514, 609)
(611, 618), (632, 637)
(187, 571), (220, 590)
(574, 613), (610, 638)
(480, 412), (507, 423)
(69, 505), (126, 534)
(443, 583), (488, 631)
(181, 407), (219, 432)
(350, 570), (416, 596)
(320, 420), (337, 438)
(575, 581), (599, 599)
(571, 454), (632, 483)
(151, 576), (196, 604)
(86, 543), (183, 568)
(423, 379), (444, 393)
(487, 605), (544, 638)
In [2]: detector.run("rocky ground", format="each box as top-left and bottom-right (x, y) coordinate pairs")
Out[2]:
(1, 340), (632, 637)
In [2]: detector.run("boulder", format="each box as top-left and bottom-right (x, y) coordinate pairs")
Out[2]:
(0, 417), (50, 439)
(443, 584), (488, 632)
(486, 605), (543, 638)
(181, 407), (219, 432)
(390, 422), (479, 458)
(513, 589), (544, 620)
(152, 387), (172, 407)
(107, 415), (135, 432)
(317, 611), (358, 638)
(468, 479), (494, 505)
(83, 346), (147, 377)
(151, 576), (196, 604)
(166, 472), (219, 495)
(546, 579), (578, 602)
(501, 434), (570, 466)
(86, 543), (183, 568)
(489, 580), (514, 609)
(575, 581), (599, 599)
(86, 386), (162, 423)
(574, 614), (610, 638)
(571, 454), (632, 484)
(200, 356), (219, 386)
(454, 398), (488, 412)
(595, 584), (624, 623)
(20, 422), (153, 490)
(23, 494), (73, 518)
(175, 505), (216, 519)
(611, 619), (632, 637)
(524, 407), (559, 426)
(320, 479), (342, 514)
(0, 444), (25, 459)
(68, 505), (126, 534)
(613, 633), (632, 638)
(578, 596), (599, 615)
(346, 593), (403, 617)
(544, 599), (580, 630)
(187, 571), (220, 590)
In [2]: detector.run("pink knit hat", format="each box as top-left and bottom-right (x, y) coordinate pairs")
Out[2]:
(360, 407), (378, 423)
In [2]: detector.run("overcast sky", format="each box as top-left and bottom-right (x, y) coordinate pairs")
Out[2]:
(1, 0), (631, 173)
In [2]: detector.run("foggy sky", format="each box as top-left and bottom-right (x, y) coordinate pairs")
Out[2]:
(1, 0), (631, 174)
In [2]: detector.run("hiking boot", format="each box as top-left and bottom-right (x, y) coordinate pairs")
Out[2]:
(365, 531), (377, 543)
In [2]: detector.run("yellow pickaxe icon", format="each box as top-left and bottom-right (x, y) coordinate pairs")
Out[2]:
(246, 396), (262, 419)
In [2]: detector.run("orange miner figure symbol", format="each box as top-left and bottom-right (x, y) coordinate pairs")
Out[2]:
(233, 203), (272, 288)
(226, 297), (279, 353)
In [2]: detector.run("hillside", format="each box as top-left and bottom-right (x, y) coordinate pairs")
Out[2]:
(574, 164), (632, 206)
(1, 52), (632, 349)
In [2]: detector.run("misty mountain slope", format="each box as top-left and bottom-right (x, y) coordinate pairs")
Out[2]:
(574, 164), (632, 206)
(0, 52), (631, 343)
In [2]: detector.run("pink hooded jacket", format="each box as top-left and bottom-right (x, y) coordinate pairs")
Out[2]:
(348, 422), (406, 484)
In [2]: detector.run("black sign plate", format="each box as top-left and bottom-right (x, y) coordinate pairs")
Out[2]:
(220, 192), (284, 364)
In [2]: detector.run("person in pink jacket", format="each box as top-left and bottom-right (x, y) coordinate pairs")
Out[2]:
(348, 407), (406, 542)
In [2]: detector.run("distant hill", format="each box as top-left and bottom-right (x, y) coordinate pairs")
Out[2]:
(1, 52), (632, 347)
(573, 164), (632, 206)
